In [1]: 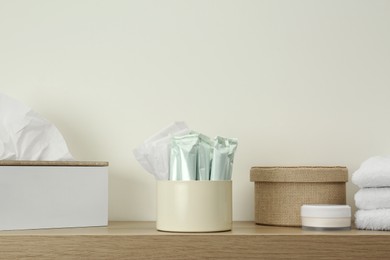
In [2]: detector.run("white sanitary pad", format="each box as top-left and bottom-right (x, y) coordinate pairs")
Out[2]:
(133, 122), (190, 180)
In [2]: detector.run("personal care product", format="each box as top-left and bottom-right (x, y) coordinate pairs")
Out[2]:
(301, 204), (351, 231)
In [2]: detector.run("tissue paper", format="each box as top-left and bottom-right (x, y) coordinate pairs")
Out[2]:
(0, 93), (74, 161)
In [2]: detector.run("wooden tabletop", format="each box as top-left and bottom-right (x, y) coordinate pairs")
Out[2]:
(0, 221), (387, 236)
(0, 160), (109, 167)
(0, 222), (389, 259)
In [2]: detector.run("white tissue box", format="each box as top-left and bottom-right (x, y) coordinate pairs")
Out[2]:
(0, 161), (108, 231)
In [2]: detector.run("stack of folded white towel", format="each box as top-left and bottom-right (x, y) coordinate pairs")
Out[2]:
(352, 156), (390, 230)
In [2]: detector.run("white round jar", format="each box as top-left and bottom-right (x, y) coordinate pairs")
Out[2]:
(301, 204), (351, 231)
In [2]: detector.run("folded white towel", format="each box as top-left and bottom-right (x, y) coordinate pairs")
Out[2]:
(355, 188), (390, 210)
(352, 156), (390, 188)
(355, 209), (390, 231)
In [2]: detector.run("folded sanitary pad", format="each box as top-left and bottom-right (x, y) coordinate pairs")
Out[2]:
(352, 156), (390, 188)
(133, 122), (190, 180)
(355, 188), (390, 210)
(355, 209), (390, 230)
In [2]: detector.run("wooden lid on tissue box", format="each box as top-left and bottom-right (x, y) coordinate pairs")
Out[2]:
(0, 161), (109, 167)
(250, 166), (348, 183)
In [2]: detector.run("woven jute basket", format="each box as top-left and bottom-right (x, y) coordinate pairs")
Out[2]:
(250, 166), (348, 227)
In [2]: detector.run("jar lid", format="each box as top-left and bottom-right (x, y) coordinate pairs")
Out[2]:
(301, 204), (351, 218)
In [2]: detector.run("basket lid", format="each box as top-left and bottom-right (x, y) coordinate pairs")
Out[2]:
(250, 166), (348, 183)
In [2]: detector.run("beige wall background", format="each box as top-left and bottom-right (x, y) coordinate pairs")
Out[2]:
(1, 0), (389, 221)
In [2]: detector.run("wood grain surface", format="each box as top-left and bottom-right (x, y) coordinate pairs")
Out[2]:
(0, 222), (389, 259)
(0, 160), (108, 167)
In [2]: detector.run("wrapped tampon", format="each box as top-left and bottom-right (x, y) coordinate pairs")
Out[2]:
(134, 122), (239, 181)
(197, 133), (213, 180)
(210, 136), (238, 180)
(170, 134), (199, 180)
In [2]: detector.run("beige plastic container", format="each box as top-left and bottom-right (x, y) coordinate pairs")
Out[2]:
(157, 180), (232, 232)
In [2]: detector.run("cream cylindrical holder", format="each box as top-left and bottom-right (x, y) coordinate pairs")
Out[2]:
(157, 180), (232, 232)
